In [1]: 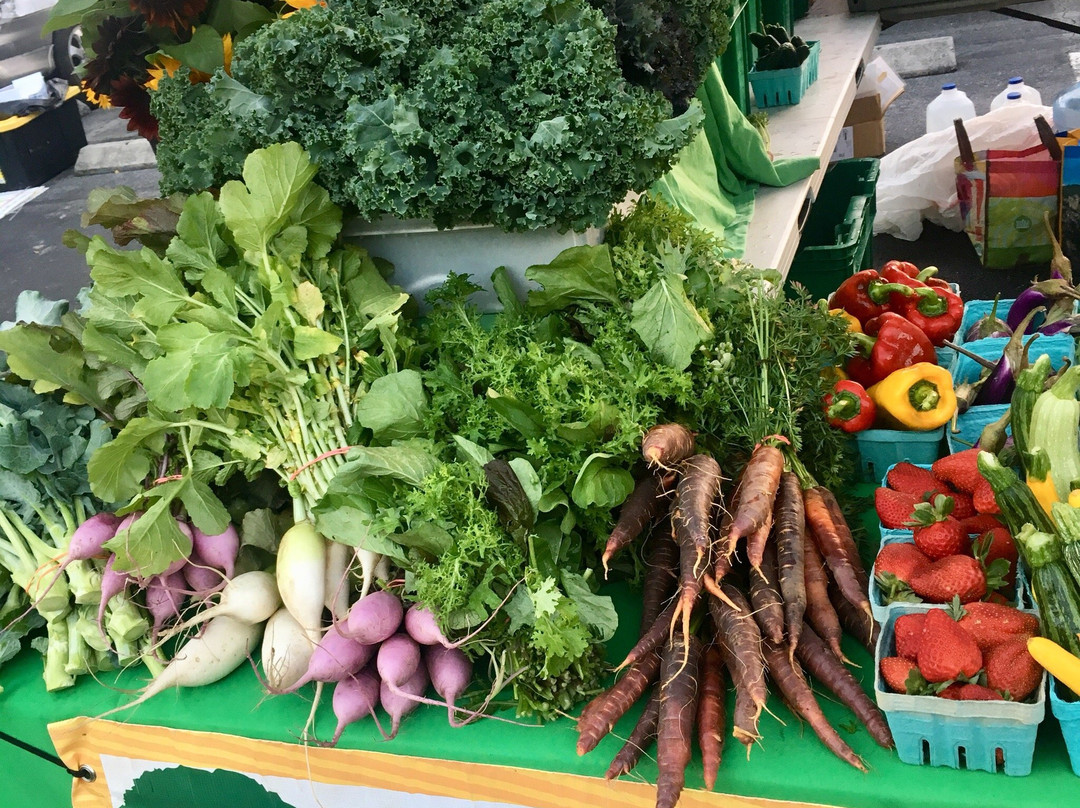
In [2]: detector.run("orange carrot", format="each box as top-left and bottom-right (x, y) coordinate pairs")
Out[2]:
(577, 652), (661, 755)
(804, 487), (871, 618)
(670, 454), (722, 658)
(775, 472), (807, 659)
(656, 632), (702, 808)
(605, 685), (660, 780)
(762, 639), (868, 771)
(726, 445), (784, 556)
(796, 623), (893, 750)
(697, 645), (726, 791)
(603, 474), (669, 577)
(803, 534), (847, 662)
(642, 423), (695, 469)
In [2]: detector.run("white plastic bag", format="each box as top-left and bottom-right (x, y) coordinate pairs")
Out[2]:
(875, 102), (1054, 240)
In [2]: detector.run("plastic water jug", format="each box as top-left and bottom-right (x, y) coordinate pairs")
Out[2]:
(991, 77), (1042, 110)
(1054, 80), (1080, 132)
(926, 83), (976, 134)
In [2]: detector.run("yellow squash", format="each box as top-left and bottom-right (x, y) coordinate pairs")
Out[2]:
(1028, 636), (1080, 698)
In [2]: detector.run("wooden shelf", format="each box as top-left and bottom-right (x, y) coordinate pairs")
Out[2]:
(740, 1), (880, 275)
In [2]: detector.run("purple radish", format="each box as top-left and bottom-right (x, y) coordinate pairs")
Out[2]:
(96, 554), (131, 639)
(183, 556), (227, 598)
(425, 645), (474, 727)
(376, 633), (421, 688)
(191, 524), (239, 579)
(146, 570), (187, 642)
(380, 664), (429, 740)
(343, 591), (404, 645)
(321, 669), (387, 747)
(404, 605), (450, 647)
(279, 624), (374, 694)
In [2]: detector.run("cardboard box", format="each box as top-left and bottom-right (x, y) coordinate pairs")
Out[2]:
(830, 93), (886, 162)
(0, 95), (86, 190)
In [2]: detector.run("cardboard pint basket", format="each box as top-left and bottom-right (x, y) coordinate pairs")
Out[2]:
(955, 115), (1061, 269)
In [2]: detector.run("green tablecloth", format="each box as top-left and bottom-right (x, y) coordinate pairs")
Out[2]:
(652, 63), (819, 258)
(2, 503), (1079, 808)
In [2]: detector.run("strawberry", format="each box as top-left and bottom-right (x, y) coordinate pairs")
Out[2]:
(907, 495), (967, 560)
(949, 491), (977, 520)
(894, 612), (926, 660)
(887, 462), (951, 499)
(874, 542), (931, 584)
(973, 527), (1018, 566)
(880, 656), (919, 693)
(959, 514), (1005, 536)
(985, 637), (1044, 701)
(957, 601), (1039, 653)
(876, 487), (918, 529)
(973, 478), (1000, 514)
(909, 555), (987, 603)
(939, 683), (1004, 701)
(932, 449), (983, 494)
(917, 607), (983, 683)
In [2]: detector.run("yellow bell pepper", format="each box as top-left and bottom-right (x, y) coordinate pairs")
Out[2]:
(829, 308), (863, 334)
(822, 366), (848, 384)
(1028, 636), (1080, 698)
(1069, 489), (1080, 509)
(866, 363), (957, 430)
(1027, 447), (1059, 522)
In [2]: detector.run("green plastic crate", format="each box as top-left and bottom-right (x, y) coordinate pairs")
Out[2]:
(719, 0), (757, 115)
(761, 0), (794, 30)
(792, 0), (810, 18)
(786, 158), (880, 300)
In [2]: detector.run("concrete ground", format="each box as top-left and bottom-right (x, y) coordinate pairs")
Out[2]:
(0, 2), (1078, 320)
(872, 0), (1080, 300)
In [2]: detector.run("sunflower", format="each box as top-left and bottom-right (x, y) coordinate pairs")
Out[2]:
(82, 16), (155, 95)
(127, 0), (209, 33)
(110, 75), (159, 143)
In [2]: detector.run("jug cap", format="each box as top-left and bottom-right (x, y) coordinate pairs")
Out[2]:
(942, 83), (957, 91)
(1009, 77), (1023, 85)
(1008, 92), (1022, 100)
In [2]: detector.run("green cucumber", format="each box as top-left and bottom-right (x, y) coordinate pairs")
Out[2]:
(977, 451), (1054, 537)
(1011, 355), (1052, 476)
(1016, 525), (1080, 658)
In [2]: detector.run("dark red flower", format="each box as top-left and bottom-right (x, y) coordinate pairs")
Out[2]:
(128, 0), (210, 33)
(110, 76), (159, 143)
(82, 16), (155, 94)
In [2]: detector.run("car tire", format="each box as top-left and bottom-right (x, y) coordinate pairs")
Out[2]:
(51, 26), (85, 82)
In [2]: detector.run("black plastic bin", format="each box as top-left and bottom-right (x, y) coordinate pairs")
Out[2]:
(0, 95), (86, 191)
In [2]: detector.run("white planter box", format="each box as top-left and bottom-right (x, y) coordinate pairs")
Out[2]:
(343, 217), (604, 313)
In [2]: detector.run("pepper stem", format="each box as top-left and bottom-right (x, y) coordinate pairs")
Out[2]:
(907, 380), (941, 412)
(826, 391), (862, 421)
(851, 333), (876, 356)
(916, 266), (940, 282)
(912, 287), (949, 317)
(866, 280), (914, 304)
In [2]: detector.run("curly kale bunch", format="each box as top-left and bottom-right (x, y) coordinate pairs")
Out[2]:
(153, 0), (702, 232)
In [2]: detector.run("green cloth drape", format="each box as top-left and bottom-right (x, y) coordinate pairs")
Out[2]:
(652, 63), (819, 260)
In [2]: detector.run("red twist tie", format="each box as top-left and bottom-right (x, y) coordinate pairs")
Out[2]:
(289, 446), (353, 481)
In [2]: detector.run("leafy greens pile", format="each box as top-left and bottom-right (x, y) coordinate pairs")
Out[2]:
(153, 0), (702, 232)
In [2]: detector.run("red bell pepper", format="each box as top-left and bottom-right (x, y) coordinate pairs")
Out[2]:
(849, 312), (937, 386)
(914, 265), (953, 290)
(900, 285), (964, 346)
(881, 259), (952, 290)
(829, 270), (916, 324)
(881, 260), (920, 277)
(824, 379), (876, 432)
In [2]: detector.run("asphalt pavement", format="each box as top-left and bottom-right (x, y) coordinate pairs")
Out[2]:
(0, 2), (1078, 321)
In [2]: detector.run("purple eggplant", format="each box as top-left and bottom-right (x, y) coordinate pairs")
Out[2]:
(963, 295), (1011, 341)
(947, 307), (1045, 407)
(1007, 279), (1080, 334)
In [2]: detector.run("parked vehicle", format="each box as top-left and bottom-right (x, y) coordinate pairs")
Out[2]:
(0, 0), (82, 86)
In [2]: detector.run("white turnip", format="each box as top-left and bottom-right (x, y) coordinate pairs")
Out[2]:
(167, 571), (280, 634)
(324, 541), (352, 620)
(276, 521), (326, 644)
(261, 608), (314, 692)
